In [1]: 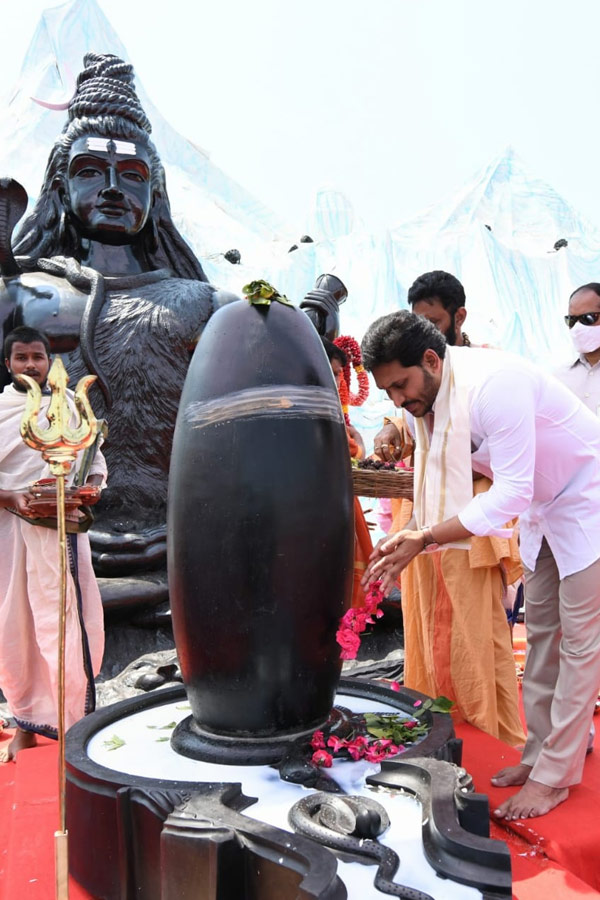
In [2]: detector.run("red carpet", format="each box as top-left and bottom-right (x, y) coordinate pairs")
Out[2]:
(0, 732), (91, 900)
(456, 720), (600, 898)
(452, 620), (600, 898)
(2, 716), (600, 899)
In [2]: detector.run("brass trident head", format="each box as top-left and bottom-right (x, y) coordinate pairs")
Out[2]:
(19, 356), (99, 477)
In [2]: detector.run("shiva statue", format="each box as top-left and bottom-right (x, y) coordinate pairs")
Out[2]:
(0, 53), (236, 610)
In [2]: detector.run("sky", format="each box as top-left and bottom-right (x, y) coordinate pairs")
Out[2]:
(0, 0), (598, 235)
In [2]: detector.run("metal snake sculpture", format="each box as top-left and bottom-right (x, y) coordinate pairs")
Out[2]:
(289, 793), (434, 900)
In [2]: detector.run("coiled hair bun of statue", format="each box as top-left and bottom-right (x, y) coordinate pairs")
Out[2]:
(68, 52), (152, 134)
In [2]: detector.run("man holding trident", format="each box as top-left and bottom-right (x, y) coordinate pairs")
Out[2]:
(361, 310), (600, 820)
(0, 326), (105, 762)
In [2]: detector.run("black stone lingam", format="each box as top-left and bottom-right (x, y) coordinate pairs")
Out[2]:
(168, 285), (354, 763)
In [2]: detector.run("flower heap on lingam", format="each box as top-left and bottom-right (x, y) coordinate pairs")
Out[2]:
(310, 694), (453, 769)
(325, 577), (454, 771)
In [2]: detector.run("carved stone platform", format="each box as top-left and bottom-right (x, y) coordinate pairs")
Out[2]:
(65, 680), (511, 900)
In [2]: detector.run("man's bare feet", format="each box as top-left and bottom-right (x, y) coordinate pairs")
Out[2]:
(0, 728), (37, 762)
(493, 777), (569, 820)
(490, 763), (532, 787)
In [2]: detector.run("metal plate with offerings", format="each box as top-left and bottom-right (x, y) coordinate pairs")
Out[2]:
(18, 478), (100, 532)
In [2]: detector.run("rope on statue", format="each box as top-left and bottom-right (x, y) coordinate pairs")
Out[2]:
(36, 256), (112, 409)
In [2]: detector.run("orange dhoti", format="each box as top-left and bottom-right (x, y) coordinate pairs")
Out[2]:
(351, 497), (373, 609)
(392, 480), (525, 746)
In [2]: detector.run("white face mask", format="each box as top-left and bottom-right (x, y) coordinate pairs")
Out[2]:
(570, 321), (600, 354)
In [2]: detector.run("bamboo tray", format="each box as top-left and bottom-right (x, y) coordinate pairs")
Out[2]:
(352, 467), (414, 499)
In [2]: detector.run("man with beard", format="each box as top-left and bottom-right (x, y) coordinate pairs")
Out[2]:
(362, 311), (600, 819)
(0, 327), (105, 761)
(375, 271), (483, 463)
(372, 274), (524, 748)
(408, 270), (471, 347)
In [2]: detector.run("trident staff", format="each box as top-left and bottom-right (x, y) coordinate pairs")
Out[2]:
(18, 355), (99, 900)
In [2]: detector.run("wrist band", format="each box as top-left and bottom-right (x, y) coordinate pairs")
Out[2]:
(422, 525), (437, 547)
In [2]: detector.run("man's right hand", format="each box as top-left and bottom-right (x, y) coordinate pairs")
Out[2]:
(0, 490), (35, 517)
(373, 422), (403, 461)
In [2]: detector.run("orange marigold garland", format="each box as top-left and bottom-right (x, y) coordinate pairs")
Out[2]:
(334, 335), (369, 410)
(336, 368), (359, 459)
(337, 370), (350, 424)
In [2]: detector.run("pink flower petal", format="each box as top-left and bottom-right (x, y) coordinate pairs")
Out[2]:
(310, 730), (325, 749)
(311, 749), (333, 768)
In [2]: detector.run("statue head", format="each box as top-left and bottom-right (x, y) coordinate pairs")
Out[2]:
(15, 53), (206, 280)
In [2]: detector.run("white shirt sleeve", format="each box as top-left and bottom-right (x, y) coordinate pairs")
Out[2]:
(458, 369), (536, 536)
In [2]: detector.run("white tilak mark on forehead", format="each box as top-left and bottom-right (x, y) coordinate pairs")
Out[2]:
(86, 137), (110, 153)
(86, 137), (137, 156)
(113, 140), (137, 156)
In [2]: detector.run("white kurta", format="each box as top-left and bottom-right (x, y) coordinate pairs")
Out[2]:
(0, 384), (106, 735)
(449, 347), (600, 577)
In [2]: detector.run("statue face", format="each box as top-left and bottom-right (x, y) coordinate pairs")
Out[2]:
(64, 135), (153, 241)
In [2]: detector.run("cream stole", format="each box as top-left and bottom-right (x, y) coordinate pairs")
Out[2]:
(412, 346), (474, 550)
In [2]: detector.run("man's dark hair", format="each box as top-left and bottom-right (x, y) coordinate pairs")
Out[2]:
(4, 326), (51, 360)
(361, 310), (447, 371)
(321, 337), (348, 367)
(407, 270), (466, 315)
(570, 283), (600, 300)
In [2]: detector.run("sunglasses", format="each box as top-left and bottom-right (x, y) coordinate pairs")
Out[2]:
(564, 312), (600, 329)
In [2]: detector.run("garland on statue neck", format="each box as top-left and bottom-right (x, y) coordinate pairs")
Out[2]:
(334, 335), (369, 425)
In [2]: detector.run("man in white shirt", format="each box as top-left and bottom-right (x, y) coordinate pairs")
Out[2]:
(361, 310), (600, 820)
(555, 283), (600, 416)
(373, 271), (524, 748)
(554, 283), (600, 755)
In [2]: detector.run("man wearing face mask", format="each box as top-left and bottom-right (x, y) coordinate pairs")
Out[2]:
(554, 284), (600, 753)
(555, 284), (600, 416)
